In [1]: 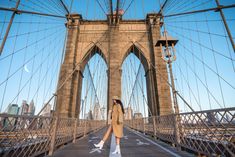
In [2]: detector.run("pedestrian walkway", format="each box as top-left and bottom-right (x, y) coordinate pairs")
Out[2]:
(50, 127), (194, 157)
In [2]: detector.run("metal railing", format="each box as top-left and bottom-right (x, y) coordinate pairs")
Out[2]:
(0, 114), (106, 157)
(125, 107), (235, 156)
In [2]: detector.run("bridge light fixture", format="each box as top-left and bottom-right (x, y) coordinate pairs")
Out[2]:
(156, 30), (179, 114)
(156, 30), (181, 148)
(156, 31), (178, 63)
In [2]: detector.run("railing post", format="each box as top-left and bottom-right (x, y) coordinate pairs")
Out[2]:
(83, 120), (87, 137)
(152, 116), (157, 139)
(133, 119), (134, 129)
(49, 117), (59, 156)
(136, 118), (140, 131)
(73, 118), (77, 143)
(143, 118), (146, 134)
(135, 119), (138, 130)
(137, 119), (139, 131)
(174, 114), (181, 150)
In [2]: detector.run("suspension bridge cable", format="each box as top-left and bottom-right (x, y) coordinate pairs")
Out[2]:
(0, 26), (64, 87)
(33, 36), (64, 109)
(86, 0), (90, 18)
(49, 0), (67, 15)
(0, 21), (21, 112)
(121, 0), (126, 9)
(181, 36), (193, 108)
(27, 16), (43, 102)
(79, 45), (107, 119)
(165, 0), (197, 15)
(167, 28), (235, 62)
(26, 0), (61, 15)
(166, 0), (211, 16)
(122, 0), (135, 16)
(0, 24), (64, 62)
(164, 13), (234, 110)
(3, 24), (65, 116)
(165, 23), (235, 39)
(205, 12), (226, 108)
(158, 0), (169, 14)
(178, 0), (212, 14)
(81, 68), (93, 119)
(15, 14), (33, 105)
(0, 7), (66, 19)
(59, 0), (70, 14)
(0, 24), (63, 41)
(162, 0), (179, 15)
(87, 59), (101, 108)
(175, 48), (225, 109)
(96, 0), (107, 15)
(102, 0), (109, 13)
(43, 55), (62, 103)
(219, 19), (235, 72)
(128, 50), (151, 115)
(0, 20), (63, 25)
(164, 28), (235, 89)
(122, 45), (151, 116)
(126, 59), (141, 108)
(6, 30), (65, 110)
(132, 43), (200, 112)
(193, 16), (212, 109)
(0, 12), (7, 39)
(164, 18), (235, 23)
(10, 0), (58, 15)
(163, 3), (235, 18)
(174, 55), (204, 110)
(186, 21), (201, 110)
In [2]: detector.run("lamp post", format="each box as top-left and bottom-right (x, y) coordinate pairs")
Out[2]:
(156, 30), (179, 114)
(156, 30), (181, 149)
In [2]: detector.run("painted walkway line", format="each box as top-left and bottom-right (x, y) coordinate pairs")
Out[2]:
(128, 128), (182, 157)
(109, 133), (122, 157)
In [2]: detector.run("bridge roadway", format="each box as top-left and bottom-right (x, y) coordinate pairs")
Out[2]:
(49, 127), (193, 157)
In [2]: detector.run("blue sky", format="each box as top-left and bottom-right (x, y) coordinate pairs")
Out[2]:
(0, 0), (234, 116)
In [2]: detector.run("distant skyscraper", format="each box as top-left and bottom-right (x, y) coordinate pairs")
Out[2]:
(124, 106), (133, 120)
(41, 104), (52, 117)
(93, 103), (101, 120)
(100, 107), (106, 120)
(19, 100), (29, 115)
(4, 104), (19, 128)
(207, 112), (216, 124)
(28, 100), (35, 116)
(85, 110), (93, 120)
(133, 112), (143, 119)
(6, 104), (19, 115)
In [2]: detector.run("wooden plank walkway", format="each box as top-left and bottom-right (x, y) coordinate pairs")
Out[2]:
(50, 127), (194, 157)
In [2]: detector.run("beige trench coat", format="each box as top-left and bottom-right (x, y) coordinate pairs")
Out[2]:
(110, 104), (124, 138)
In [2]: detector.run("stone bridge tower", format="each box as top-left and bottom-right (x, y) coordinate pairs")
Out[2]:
(55, 13), (173, 118)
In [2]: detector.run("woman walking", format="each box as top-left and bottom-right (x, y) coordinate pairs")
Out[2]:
(94, 96), (124, 154)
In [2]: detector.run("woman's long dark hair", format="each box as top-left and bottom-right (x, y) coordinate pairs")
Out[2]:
(116, 99), (125, 114)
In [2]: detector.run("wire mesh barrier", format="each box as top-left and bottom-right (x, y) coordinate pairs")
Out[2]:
(125, 107), (235, 156)
(0, 114), (106, 157)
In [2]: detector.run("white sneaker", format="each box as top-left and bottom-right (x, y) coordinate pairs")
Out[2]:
(112, 145), (121, 154)
(94, 140), (104, 149)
